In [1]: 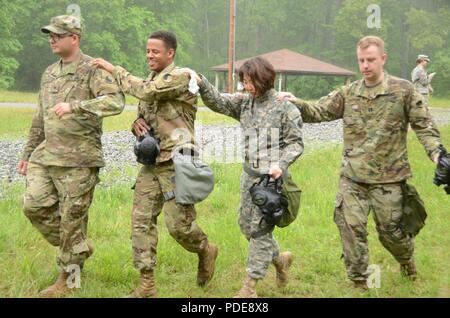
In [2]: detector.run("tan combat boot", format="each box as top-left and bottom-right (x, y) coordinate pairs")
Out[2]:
(197, 243), (219, 287)
(400, 260), (417, 281)
(125, 269), (157, 298)
(273, 251), (294, 288)
(352, 279), (369, 291)
(39, 271), (73, 298)
(233, 276), (258, 298)
(86, 241), (94, 258)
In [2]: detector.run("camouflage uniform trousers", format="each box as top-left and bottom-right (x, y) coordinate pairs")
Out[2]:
(239, 172), (280, 280)
(23, 162), (99, 272)
(334, 176), (415, 282)
(132, 161), (208, 271)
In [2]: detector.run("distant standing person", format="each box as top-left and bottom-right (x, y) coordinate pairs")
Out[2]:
(411, 54), (435, 103)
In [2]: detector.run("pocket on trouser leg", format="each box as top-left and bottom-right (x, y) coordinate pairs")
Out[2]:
(250, 206), (274, 239)
(238, 206), (252, 240)
(164, 201), (195, 237)
(58, 167), (100, 199)
(333, 193), (347, 260)
(56, 168), (98, 224)
(248, 232), (275, 279)
(58, 190), (95, 270)
(399, 183), (427, 237)
(72, 241), (90, 255)
(58, 240), (91, 270)
(23, 167), (58, 212)
(164, 201), (207, 253)
(390, 209), (408, 241)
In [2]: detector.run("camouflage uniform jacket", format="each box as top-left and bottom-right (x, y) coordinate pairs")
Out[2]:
(294, 74), (441, 184)
(199, 76), (304, 173)
(22, 50), (125, 167)
(411, 65), (431, 95)
(113, 63), (196, 163)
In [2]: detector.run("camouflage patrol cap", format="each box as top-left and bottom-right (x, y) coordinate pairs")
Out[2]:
(417, 54), (430, 62)
(41, 15), (83, 36)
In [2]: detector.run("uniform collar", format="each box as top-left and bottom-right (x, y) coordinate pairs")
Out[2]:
(255, 89), (276, 103)
(149, 62), (176, 80)
(356, 72), (390, 99)
(52, 49), (83, 77)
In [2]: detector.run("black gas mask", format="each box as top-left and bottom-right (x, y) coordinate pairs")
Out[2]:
(249, 175), (288, 225)
(134, 131), (160, 166)
(434, 145), (450, 195)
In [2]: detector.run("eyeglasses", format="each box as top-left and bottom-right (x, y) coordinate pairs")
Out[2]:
(48, 33), (73, 41)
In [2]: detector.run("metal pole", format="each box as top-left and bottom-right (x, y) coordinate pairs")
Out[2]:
(215, 72), (219, 90)
(227, 0), (236, 93)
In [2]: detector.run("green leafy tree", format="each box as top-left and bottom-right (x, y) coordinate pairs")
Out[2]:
(0, 0), (23, 89)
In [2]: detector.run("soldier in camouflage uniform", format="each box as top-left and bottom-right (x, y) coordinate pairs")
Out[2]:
(189, 57), (303, 297)
(93, 30), (218, 298)
(411, 54), (434, 103)
(17, 15), (125, 297)
(279, 36), (441, 289)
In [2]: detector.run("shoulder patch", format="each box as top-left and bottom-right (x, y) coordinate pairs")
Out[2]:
(105, 75), (114, 84)
(163, 73), (172, 82)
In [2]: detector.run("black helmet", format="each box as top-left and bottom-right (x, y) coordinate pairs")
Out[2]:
(434, 145), (450, 194)
(134, 132), (160, 166)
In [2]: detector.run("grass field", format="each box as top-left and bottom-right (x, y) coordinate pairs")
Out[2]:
(429, 96), (450, 109)
(0, 125), (448, 298)
(0, 91), (38, 103)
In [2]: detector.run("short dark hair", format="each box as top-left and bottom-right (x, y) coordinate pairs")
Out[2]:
(416, 58), (426, 65)
(238, 57), (276, 96)
(149, 30), (177, 52)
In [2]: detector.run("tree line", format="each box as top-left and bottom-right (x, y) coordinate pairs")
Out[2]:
(0, 0), (449, 98)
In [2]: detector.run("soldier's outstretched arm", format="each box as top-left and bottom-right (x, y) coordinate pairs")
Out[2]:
(278, 103), (304, 172)
(70, 68), (125, 118)
(280, 90), (345, 123)
(112, 66), (190, 104)
(407, 88), (441, 163)
(197, 74), (245, 121)
(92, 58), (189, 104)
(21, 91), (45, 162)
